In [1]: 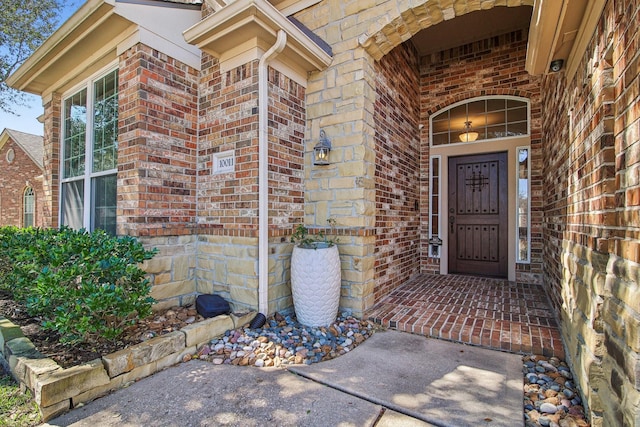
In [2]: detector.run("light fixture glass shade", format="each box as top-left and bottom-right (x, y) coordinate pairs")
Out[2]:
(459, 121), (478, 142)
(313, 130), (331, 165)
(459, 131), (479, 142)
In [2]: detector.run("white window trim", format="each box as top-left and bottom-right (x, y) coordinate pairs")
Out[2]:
(59, 62), (118, 231)
(23, 186), (35, 228)
(429, 95), (531, 148)
(428, 155), (442, 258)
(516, 145), (531, 264)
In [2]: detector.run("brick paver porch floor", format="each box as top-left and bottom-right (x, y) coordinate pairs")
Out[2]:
(366, 274), (564, 359)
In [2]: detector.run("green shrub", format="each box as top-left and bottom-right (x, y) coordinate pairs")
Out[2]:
(0, 227), (157, 344)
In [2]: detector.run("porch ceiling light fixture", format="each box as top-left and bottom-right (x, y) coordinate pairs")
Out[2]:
(313, 129), (332, 165)
(459, 121), (479, 142)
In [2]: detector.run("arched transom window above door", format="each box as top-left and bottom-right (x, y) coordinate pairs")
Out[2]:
(430, 96), (530, 146)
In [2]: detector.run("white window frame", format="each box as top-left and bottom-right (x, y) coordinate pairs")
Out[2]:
(515, 145), (531, 264)
(23, 186), (35, 228)
(428, 155), (442, 258)
(59, 63), (118, 233)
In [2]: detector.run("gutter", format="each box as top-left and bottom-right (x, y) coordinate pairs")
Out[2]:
(257, 30), (287, 315)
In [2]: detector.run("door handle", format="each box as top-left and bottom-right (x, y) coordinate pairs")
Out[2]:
(449, 215), (455, 233)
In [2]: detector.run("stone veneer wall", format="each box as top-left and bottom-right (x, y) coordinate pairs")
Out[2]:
(373, 42), (421, 301)
(0, 137), (44, 227)
(541, 0), (640, 425)
(418, 29), (544, 283)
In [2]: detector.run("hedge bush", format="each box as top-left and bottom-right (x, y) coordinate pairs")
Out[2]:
(0, 227), (157, 344)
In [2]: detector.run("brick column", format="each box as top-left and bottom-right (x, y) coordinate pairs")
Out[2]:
(41, 93), (61, 228)
(117, 43), (199, 309)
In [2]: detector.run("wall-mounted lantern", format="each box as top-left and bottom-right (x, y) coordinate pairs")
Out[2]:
(313, 130), (332, 165)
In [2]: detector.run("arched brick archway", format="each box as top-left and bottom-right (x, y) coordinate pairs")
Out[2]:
(358, 0), (534, 61)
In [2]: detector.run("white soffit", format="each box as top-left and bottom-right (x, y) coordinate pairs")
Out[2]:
(183, 0), (332, 76)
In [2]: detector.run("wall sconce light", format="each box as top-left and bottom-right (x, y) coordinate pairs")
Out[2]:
(313, 129), (332, 165)
(459, 121), (479, 142)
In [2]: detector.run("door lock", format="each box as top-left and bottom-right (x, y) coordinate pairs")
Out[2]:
(449, 215), (455, 233)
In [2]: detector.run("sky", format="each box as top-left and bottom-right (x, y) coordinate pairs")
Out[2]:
(0, 2), (81, 136)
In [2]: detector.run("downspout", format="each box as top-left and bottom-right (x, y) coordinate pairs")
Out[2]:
(258, 30), (287, 315)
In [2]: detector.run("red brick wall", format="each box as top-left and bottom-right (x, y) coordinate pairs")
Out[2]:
(41, 94), (61, 228)
(195, 51), (305, 310)
(419, 29), (544, 281)
(374, 42), (421, 301)
(197, 58), (305, 235)
(197, 59), (260, 235)
(117, 44), (199, 237)
(0, 139), (44, 227)
(267, 67), (305, 228)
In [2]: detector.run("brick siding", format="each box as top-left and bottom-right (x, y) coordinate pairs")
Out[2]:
(374, 42), (421, 301)
(117, 44), (199, 237)
(41, 94), (61, 228)
(195, 50), (306, 312)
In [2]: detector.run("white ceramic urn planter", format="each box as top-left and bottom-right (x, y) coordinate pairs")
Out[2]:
(290, 242), (341, 327)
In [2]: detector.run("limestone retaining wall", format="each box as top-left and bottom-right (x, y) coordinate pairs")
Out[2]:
(0, 312), (254, 421)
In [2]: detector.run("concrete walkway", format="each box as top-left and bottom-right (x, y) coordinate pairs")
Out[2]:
(45, 331), (523, 427)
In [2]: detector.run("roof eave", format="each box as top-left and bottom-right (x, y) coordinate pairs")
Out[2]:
(6, 0), (125, 95)
(183, 0), (332, 74)
(526, 0), (606, 79)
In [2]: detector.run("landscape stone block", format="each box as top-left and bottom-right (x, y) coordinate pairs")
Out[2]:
(39, 398), (70, 422)
(105, 360), (158, 390)
(35, 358), (110, 407)
(155, 345), (196, 372)
(6, 337), (43, 370)
(181, 315), (234, 347)
(102, 331), (185, 378)
(0, 317), (24, 350)
(71, 377), (121, 408)
(13, 357), (61, 390)
(231, 312), (256, 329)
(72, 362), (158, 407)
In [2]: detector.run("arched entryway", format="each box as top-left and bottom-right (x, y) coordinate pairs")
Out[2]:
(367, 6), (556, 357)
(428, 96), (532, 281)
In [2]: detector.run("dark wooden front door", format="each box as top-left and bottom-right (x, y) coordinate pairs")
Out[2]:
(448, 152), (508, 277)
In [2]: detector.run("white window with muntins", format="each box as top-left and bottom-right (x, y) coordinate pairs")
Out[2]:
(23, 187), (34, 228)
(60, 67), (118, 235)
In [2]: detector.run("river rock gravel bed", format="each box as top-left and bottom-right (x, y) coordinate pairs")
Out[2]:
(188, 312), (380, 367)
(523, 354), (590, 427)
